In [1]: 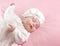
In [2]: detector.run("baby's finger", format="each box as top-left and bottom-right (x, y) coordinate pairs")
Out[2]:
(8, 24), (15, 32)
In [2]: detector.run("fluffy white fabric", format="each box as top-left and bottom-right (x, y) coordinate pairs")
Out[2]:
(0, 5), (30, 46)
(23, 8), (45, 24)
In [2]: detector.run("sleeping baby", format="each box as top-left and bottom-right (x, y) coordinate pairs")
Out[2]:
(0, 4), (45, 46)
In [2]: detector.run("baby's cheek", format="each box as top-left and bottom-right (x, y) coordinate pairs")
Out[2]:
(36, 24), (40, 29)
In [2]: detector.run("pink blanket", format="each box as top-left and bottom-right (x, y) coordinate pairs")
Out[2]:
(0, 0), (60, 46)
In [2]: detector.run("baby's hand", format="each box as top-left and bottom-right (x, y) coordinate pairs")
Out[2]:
(7, 24), (15, 33)
(5, 24), (15, 36)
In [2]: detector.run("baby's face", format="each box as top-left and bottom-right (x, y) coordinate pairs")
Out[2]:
(21, 16), (40, 33)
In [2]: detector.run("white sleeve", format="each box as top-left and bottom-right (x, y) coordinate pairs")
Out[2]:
(13, 27), (26, 44)
(13, 25), (30, 45)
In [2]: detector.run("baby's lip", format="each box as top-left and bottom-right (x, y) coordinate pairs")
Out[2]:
(30, 24), (33, 29)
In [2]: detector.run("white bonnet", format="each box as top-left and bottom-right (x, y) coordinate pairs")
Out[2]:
(23, 8), (45, 24)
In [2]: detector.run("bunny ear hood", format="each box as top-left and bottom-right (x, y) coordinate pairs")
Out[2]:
(23, 8), (45, 24)
(4, 5), (16, 21)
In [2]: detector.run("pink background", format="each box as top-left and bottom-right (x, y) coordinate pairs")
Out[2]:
(0, 0), (60, 46)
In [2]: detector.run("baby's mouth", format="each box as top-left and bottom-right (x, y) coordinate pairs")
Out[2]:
(30, 25), (33, 29)
(29, 23), (35, 29)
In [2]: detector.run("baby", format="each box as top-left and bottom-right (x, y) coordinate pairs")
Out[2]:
(0, 4), (45, 46)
